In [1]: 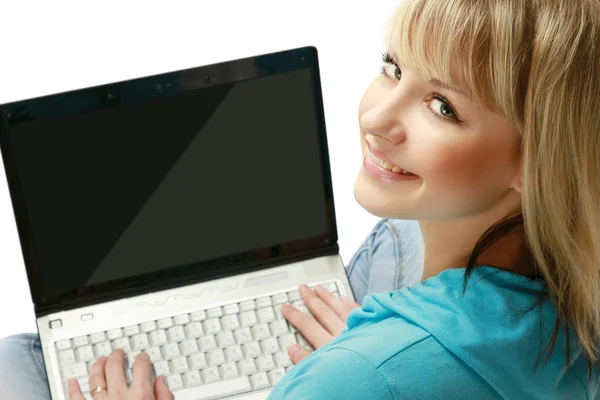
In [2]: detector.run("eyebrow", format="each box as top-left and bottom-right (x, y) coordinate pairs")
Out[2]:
(390, 51), (469, 97)
(428, 77), (469, 97)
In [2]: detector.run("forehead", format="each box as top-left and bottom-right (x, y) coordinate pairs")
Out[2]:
(389, 51), (471, 98)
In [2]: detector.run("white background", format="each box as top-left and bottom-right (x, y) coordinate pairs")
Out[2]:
(0, 0), (400, 339)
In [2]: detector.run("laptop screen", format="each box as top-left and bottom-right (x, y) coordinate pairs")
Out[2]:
(0, 47), (336, 308)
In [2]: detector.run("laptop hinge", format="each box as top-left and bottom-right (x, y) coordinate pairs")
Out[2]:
(35, 244), (340, 317)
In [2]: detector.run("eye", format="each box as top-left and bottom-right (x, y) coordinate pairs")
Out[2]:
(380, 52), (401, 81)
(426, 95), (462, 124)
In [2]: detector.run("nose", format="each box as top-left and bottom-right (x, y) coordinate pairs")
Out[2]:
(360, 87), (407, 145)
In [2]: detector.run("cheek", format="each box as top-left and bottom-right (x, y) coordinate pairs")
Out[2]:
(425, 141), (513, 197)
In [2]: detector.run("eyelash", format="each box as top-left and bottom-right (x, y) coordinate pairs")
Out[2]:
(379, 52), (462, 124)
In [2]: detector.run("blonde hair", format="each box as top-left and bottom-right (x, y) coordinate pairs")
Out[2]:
(387, 0), (600, 374)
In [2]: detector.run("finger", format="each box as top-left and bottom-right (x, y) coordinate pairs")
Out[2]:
(104, 349), (128, 397)
(154, 376), (175, 400)
(87, 356), (108, 400)
(281, 303), (333, 348)
(66, 378), (87, 400)
(131, 352), (154, 395)
(314, 285), (360, 323)
(299, 285), (346, 335)
(287, 343), (312, 365)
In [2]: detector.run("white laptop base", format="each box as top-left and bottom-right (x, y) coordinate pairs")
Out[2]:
(38, 255), (352, 400)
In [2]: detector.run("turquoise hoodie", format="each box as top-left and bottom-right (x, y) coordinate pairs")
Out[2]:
(267, 266), (600, 399)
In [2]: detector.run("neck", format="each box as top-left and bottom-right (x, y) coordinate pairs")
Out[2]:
(418, 194), (525, 281)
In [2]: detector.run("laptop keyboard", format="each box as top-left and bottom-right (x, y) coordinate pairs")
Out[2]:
(55, 281), (341, 400)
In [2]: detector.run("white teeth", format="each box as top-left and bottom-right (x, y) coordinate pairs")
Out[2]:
(368, 151), (414, 175)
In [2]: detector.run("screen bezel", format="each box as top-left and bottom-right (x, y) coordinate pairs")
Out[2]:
(0, 46), (339, 314)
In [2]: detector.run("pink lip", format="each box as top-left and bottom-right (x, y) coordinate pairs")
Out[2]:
(365, 141), (393, 165)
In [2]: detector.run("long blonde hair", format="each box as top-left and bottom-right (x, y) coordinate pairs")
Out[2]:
(387, 0), (600, 374)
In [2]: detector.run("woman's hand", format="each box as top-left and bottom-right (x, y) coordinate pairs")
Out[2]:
(67, 349), (173, 400)
(281, 284), (360, 364)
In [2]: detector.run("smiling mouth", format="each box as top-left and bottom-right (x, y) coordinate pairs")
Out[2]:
(366, 150), (416, 176)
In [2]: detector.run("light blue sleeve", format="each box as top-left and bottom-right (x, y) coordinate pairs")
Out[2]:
(266, 348), (395, 400)
(345, 218), (424, 305)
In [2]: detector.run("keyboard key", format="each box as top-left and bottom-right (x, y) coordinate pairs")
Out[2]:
(131, 333), (150, 351)
(238, 358), (258, 376)
(107, 328), (123, 340)
(146, 346), (163, 363)
(153, 360), (170, 377)
(90, 332), (106, 344)
(269, 320), (289, 337)
(239, 311), (258, 328)
(189, 353), (207, 370)
(224, 345), (244, 363)
(207, 307), (223, 319)
(59, 349), (76, 366)
(165, 374), (184, 391)
(163, 343), (181, 360)
(220, 362), (240, 380)
(223, 304), (239, 315)
(56, 339), (72, 351)
(271, 293), (288, 305)
(184, 321), (204, 339)
(182, 370), (202, 388)
(62, 362), (88, 380)
(251, 324), (271, 341)
(260, 338), (280, 355)
(256, 297), (272, 309)
(257, 307), (276, 324)
(149, 330), (168, 347)
(202, 366), (221, 384)
(207, 349), (225, 367)
(76, 345), (95, 362)
(166, 326), (186, 343)
(112, 337), (131, 352)
(239, 300), (256, 311)
(268, 368), (286, 386)
(171, 376), (252, 400)
(174, 314), (190, 325)
(242, 342), (261, 359)
(180, 339), (199, 356)
(157, 317), (174, 329)
(287, 290), (301, 302)
(278, 333), (298, 352)
(250, 372), (270, 390)
(216, 331), (235, 348)
(221, 314), (240, 331)
(203, 318), (222, 335)
(141, 321), (157, 333)
(323, 282), (338, 292)
(73, 336), (89, 347)
(198, 336), (217, 352)
(274, 306), (284, 320)
(274, 351), (293, 368)
(190, 310), (206, 322)
(124, 325), (140, 336)
(255, 355), (276, 372)
(170, 356), (189, 374)
(93, 341), (112, 358)
(233, 327), (253, 345)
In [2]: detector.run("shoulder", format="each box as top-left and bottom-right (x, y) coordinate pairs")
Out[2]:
(268, 333), (498, 400)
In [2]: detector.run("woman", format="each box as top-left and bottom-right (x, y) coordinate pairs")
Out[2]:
(3, 0), (600, 398)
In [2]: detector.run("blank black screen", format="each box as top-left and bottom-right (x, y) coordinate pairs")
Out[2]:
(8, 68), (328, 295)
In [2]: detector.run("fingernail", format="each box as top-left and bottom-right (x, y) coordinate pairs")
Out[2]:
(67, 379), (76, 389)
(288, 344), (302, 358)
(314, 285), (325, 293)
(340, 295), (353, 304)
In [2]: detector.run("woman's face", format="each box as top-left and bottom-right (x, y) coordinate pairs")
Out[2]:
(354, 53), (523, 220)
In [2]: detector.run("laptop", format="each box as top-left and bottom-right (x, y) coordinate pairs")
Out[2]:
(0, 46), (354, 400)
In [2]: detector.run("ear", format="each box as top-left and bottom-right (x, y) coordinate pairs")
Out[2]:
(511, 161), (523, 194)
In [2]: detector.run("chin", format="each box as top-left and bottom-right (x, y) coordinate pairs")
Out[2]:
(353, 170), (412, 219)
